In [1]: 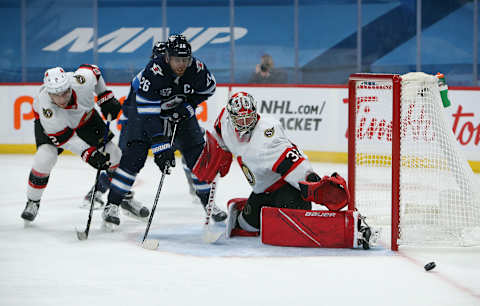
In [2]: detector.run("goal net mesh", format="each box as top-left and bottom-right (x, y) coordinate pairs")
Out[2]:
(353, 72), (480, 247)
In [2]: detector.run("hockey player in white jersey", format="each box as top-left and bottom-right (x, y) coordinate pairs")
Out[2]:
(193, 92), (375, 249)
(195, 91), (318, 234)
(21, 65), (148, 227)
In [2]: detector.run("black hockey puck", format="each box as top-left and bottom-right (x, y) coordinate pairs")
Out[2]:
(424, 261), (436, 271)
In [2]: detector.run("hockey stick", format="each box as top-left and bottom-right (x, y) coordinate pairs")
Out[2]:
(76, 114), (112, 241)
(202, 174), (224, 243)
(142, 123), (178, 250)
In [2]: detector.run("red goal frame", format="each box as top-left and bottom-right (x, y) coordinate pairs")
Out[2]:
(348, 73), (401, 251)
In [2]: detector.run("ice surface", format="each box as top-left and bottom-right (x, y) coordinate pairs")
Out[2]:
(1, 154), (479, 306)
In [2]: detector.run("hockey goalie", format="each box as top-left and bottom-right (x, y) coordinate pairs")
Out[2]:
(193, 91), (377, 249)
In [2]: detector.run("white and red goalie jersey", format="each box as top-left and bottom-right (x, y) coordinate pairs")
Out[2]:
(33, 65), (109, 156)
(213, 107), (314, 193)
(193, 106), (370, 249)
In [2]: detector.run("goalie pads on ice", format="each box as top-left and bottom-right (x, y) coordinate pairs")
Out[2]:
(261, 207), (359, 248)
(299, 172), (350, 211)
(193, 130), (233, 184)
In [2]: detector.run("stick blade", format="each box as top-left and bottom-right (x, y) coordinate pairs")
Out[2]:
(76, 228), (88, 241)
(142, 239), (159, 250)
(202, 225), (224, 244)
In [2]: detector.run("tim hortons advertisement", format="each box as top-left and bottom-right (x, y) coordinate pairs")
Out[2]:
(1, 85), (479, 163)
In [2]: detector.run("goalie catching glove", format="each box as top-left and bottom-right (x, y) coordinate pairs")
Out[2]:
(299, 172), (350, 211)
(192, 130), (233, 184)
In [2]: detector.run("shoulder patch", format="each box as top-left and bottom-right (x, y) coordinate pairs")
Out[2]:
(264, 127), (275, 138)
(196, 59), (204, 73)
(150, 62), (164, 76)
(42, 108), (53, 118)
(78, 64), (101, 80)
(74, 74), (86, 84)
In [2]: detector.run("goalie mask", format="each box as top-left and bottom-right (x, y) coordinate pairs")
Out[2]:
(226, 92), (259, 135)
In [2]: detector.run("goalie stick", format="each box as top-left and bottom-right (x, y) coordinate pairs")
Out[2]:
(202, 174), (223, 244)
(76, 115), (112, 241)
(142, 123), (178, 250)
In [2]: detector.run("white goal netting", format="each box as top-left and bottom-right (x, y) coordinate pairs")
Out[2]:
(352, 72), (480, 248)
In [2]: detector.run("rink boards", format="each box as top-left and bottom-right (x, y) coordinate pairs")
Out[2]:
(0, 83), (478, 171)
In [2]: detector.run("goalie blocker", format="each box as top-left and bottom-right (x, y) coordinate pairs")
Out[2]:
(193, 130), (232, 184)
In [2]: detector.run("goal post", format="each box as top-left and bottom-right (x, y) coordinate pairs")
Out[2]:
(348, 72), (480, 251)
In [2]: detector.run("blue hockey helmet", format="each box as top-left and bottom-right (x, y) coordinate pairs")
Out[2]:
(151, 41), (166, 59)
(166, 35), (192, 57)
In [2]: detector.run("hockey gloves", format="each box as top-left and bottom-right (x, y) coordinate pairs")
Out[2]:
(152, 135), (175, 174)
(169, 102), (195, 123)
(81, 147), (111, 170)
(97, 90), (121, 120)
(193, 130), (232, 184)
(299, 172), (350, 211)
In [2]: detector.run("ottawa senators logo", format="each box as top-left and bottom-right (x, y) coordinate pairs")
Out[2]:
(43, 108), (53, 118)
(264, 127), (274, 137)
(74, 74), (86, 84)
(241, 164), (255, 186)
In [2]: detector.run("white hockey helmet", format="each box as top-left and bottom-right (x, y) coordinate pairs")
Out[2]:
(226, 91), (259, 134)
(43, 67), (70, 94)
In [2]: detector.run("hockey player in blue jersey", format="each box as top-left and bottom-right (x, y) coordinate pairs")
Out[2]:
(101, 35), (227, 229)
(83, 41), (198, 217)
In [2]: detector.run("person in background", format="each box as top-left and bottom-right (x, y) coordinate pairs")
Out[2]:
(249, 54), (287, 84)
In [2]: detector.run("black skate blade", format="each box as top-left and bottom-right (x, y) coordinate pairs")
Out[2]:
(75, 228), (88, 241)
(79, 202), (103, 210)
(121, 208), (148, 223)
(142, 239), (159, 250)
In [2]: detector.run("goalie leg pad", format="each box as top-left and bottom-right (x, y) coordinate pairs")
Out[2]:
(261, 207), (359, 248)
(226, 198), (259, 238)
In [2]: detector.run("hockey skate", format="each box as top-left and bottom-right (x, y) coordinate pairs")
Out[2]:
(357, 216), (380, 250)
(204, 203), (227, 222)
(21, 199), (40, 225)
(120, 191), (150, 221)
(80, 186), (104, 210)
(102, 203), (120, 231)
(198, 191), (227, 222)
